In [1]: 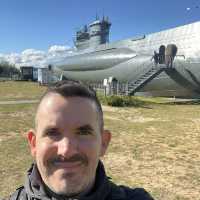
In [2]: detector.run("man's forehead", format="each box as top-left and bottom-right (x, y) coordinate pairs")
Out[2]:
(38, 93), (97, 111)
(35, 93), (99, 128)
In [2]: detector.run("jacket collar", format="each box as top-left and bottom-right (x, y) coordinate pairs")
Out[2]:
(24, 161), (111, 200)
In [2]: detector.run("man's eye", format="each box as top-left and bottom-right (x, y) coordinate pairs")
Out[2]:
(77, 130), (92, 135)
(45, 130), (58, 137)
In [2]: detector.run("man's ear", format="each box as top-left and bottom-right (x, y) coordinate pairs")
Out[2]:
(100, 129), (111, 157)
(27, 130), (37, 157)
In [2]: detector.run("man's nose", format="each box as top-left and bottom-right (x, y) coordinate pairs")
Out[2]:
(57, 136), (78, 157)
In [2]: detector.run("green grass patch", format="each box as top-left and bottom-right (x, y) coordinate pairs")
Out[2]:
(0, 135), (33, 197)
(0, 103), (36, 197)
(0, 81), (46, 101)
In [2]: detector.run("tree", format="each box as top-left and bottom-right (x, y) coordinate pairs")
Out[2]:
(0, 62), (20, 77)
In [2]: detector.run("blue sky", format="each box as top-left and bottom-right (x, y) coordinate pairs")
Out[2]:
(0, 0), (199, 54)
(0, 0), (199, 67)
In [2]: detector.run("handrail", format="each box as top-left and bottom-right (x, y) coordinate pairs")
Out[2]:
(175, 55), (185, 59)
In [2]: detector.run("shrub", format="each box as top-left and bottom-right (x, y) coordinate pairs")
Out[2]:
(123, 96), (145, 107)
(96, 92), (107, 105)
(0, 62), (20, 77)
(96, 91), (147, 107)
(102, 95), (145, 107)
(106, 95), (124, 107)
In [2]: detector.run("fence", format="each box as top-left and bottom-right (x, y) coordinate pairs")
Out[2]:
(89, 81), (129, 96)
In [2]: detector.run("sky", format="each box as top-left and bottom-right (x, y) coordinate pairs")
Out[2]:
(0, 0), (199, 67)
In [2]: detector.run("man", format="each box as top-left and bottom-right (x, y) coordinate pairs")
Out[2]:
(9, 80), (154, 200)
(151, 51), (159, 65)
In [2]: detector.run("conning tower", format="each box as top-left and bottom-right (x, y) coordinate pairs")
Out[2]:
(74, 16), (111, 50)
(89, 16), (111, 48)
(74, 25), (90, 50)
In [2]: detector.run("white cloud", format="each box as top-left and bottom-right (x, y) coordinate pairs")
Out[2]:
(22, 49), (45, 56)
(48, 45), (70, 53)
(5, 53), (21, 64)
(21, 49), (46, 64)
(48, 45), (74, 58)
(0, 45), (74, 68)
(0, 54), (7, 62)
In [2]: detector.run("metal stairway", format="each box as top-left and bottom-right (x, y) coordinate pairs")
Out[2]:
(127, 64), (169, 95)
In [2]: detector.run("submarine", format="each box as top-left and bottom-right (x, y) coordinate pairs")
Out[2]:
(51, 16), (200, 97)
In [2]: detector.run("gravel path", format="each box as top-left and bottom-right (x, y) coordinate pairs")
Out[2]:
(0, 100), (39, 105)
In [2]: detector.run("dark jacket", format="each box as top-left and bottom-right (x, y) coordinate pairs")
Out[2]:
(9, 162), (154, 200)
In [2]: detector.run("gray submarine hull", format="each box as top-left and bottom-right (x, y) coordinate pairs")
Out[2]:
(52, 21), (200, 97)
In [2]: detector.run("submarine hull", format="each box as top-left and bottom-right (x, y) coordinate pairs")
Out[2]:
(52, 21), (200, 97)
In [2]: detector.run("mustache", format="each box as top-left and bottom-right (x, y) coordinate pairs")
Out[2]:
(49, 154), (88, 166)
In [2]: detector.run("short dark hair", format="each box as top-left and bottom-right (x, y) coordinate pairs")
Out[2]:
(38, 80), (104, 131)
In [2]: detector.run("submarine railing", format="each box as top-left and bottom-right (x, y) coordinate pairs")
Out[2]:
(90, 64), (170, 96)
(91, 55), (181, 96)
(127, 64), (168, 95)
(124, 54), (181, 95)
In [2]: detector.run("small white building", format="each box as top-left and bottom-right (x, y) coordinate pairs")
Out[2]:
(38, 68), (52, 85)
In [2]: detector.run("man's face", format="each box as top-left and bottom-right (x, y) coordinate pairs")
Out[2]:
(28, 94), (110, 196)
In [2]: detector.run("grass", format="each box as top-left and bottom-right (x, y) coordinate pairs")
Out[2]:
(0, 103), (36, 197)
(0, 81), (46, 101)
(0, 81), (200, 200)
(102, 105), (200, 200)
